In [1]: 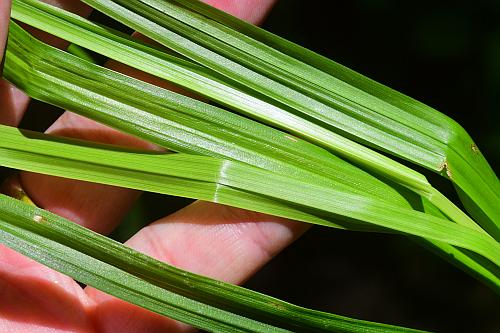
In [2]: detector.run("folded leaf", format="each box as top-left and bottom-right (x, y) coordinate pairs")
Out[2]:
(1, 125), (498, 270)
(4, 19), (498, 289)
(10, 0), (490, 238)
(72, 0), (499, 237)
(3, 19), (409, 207)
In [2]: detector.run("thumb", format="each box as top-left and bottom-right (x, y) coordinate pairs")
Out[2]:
(0, 0), (11, 65)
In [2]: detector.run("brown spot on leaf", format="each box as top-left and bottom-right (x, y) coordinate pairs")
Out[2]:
(471, 143), (480, 155)
(438, 159), (453, 179)
(269, 301), (285, 310)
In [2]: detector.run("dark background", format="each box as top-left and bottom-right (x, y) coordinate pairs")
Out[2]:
(249, 1), (500, 332)
(6, 1), (500, 332)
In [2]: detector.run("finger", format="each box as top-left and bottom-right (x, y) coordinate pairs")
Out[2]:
(86, 202), (307, 333)
(18, 3), (294, 332)
(0, 0), (10, 60)
(119, 202), (306, 284)
(0, 1), (93, 127)
(1, 2), (97, 332)
(0, 197), (94, 331)
(203, 0), (276, 25)
(20, 0), (92, 49)
(0, 80), (30, 126)
(0, 245), (95, 333)
(0, 0), (27, 127)
(19, 0), (276, 234)
(19, 60), (169, 234)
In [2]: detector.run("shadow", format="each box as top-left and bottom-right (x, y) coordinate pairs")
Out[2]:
(18, 99), (64, 132)
(17, 127), (165, 155)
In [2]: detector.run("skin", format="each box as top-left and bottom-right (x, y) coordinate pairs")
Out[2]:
(0, 1), (309, 332)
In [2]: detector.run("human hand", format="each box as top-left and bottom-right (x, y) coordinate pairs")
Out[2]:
(0, 1), (308, 332)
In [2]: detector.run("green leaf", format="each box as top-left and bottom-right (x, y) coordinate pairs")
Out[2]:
(4, 20), (499, 289)
(196, 1), (500, 237)
(0, 202), (281, 333)
(2, 1), (498, 330)
(406, 194), (500, 293)
(10, 0), (491, 239)
(1, 125), (499, 273)
(71, 0), (499, 237)
(66, 43), (98, 63)
(3, 19), (409, 208)
(0, 194), (429, 332)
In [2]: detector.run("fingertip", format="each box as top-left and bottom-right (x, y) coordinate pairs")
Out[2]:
(202, 0), (277, 24)
(84, 202), (306, 333)
(118, 201), (308, 284)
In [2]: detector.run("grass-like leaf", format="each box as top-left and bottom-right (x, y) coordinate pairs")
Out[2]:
(1, 125), (499, 274)
(71, 0), (499, 238)
(0, 193), (432, 332)
(3, 20), (410, 208)
(2, 0), (499, 329)
(10, 0), (492, 239)
(4, 20), (500, 290)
